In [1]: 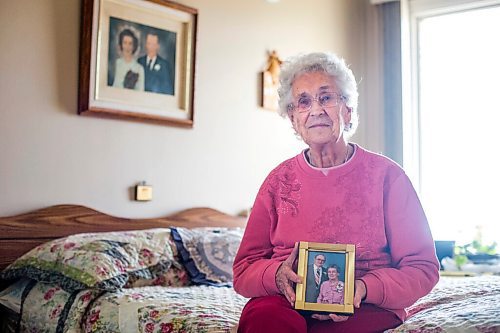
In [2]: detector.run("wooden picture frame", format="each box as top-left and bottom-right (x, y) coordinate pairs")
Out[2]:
(295, 241), (355, 314)
(78, 0), (197, 127)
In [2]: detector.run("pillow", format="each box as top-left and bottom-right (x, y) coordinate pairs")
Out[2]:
(19, 281), (101, 333)
(125, 263), (191, 288)
(124, 234), (191, 288)
(171, 227), (244, 285)
(0, 228), (176, 292)
(0, 278), (32, 314)
(0, 278), (101, 333)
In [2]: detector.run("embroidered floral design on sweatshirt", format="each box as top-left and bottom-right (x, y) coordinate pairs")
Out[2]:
(265, 160), (302, 217)
(309, 207), (353, 241)
(336, 163), (376, 195)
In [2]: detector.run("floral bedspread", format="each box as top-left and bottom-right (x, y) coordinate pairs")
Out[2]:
(386, 275), (500, 333)
(82, 285), (248, 333)
(9, 275), (500, 332)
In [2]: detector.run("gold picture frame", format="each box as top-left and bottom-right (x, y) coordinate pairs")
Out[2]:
(78, 0), (197, 127)
(295, 241), (355, 314)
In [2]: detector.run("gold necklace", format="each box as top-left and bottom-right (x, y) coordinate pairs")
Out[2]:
(309, 145), (350, 167)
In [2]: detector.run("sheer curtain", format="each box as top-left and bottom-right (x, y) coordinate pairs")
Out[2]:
(381, 1), (403, 165)
(371, 0), (403, 165)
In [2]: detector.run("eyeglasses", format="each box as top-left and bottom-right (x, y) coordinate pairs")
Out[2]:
(288, 92), (345, 113)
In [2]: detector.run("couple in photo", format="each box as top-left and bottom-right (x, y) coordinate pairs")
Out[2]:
(306, 253), (345, 305)
(111, 28), (174, 95)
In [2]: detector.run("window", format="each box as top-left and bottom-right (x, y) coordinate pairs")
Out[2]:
(403, 1), (500, 246)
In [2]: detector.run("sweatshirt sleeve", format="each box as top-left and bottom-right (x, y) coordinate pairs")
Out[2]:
(360, 172), (440, 310)
(232, 186), (282, 298)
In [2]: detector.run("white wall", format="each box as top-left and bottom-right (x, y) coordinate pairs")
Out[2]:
(0, 0), (374, 217)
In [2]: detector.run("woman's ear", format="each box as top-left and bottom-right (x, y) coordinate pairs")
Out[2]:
(343, 106), (352, 124)
(288, 112), (301, 137)
(288, 110), (298, 129)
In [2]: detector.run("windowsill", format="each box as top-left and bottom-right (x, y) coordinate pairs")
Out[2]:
(439, 271), (477, 277)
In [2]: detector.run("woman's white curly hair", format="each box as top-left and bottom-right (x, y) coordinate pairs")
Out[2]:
(277, 52), (359, 137)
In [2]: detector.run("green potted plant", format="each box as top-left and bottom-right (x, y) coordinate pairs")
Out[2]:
(454, 227), (498, 269)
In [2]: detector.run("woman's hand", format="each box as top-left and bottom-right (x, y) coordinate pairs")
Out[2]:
(311, 279), (367, 321)
(311, 313), (349, 322)
(275, 242), (302, 306)
(353, 279), (367, 308)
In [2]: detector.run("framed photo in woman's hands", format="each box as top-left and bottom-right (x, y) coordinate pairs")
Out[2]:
(78, 0), (197, 127)
(295, 241), (355, 314)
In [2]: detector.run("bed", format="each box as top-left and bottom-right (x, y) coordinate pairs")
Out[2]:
(1, 205), (499, 333)
(0, 205), (248, 333)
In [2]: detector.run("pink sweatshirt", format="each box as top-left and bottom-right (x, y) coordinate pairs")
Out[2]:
(233, 144), (439, 321)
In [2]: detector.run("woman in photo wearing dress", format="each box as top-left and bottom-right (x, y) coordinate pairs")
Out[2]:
(112, 28), (144, 91)
(317, 265), (344, 305)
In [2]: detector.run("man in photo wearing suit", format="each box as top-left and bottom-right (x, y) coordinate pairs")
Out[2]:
(305, 253), (329, 303)
(138, 31), (174, 95)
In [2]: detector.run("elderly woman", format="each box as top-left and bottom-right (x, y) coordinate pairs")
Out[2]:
(233, 52), (439, 333)
(317, 265), (344, 305)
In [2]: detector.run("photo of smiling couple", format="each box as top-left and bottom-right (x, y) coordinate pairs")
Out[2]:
(306, 252), (345, 305)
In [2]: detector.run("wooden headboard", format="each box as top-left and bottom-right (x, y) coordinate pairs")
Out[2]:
(0, 204), (247, 272)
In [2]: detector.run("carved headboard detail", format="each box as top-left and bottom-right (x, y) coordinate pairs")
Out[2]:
(0, 204), (247, 272)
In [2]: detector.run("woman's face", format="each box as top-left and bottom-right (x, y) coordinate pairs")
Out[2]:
(121, 36), (134, 56)
(327, 268), (339, 280)
(289, 71), (350, 147)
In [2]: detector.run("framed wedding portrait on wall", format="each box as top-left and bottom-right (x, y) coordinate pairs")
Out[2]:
(295, 241), (355, 314)
(78, 0), (197, 127)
